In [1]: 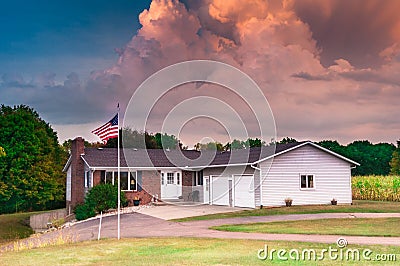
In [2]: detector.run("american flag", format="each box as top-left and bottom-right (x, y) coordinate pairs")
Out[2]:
(92, 114), (119, 143)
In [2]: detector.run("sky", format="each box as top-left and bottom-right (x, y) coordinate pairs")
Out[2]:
(1, 0), (399, 146)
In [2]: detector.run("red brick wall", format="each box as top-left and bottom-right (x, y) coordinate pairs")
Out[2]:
(93, 171), (101, 186)
(182, 170), (193, 201)
(123, 171), (160, 205)
(142, 170), (161, 199)
(66, 137), (85, 213)
(182, 170), (193, 186)
(90, 170), (161, 206)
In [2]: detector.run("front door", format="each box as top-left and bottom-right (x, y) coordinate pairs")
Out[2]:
(161, 171), (182, 199)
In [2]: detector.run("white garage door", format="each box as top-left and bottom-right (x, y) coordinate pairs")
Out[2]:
(234, 175), (255, 208)
(211, 176), (230, 206)
(209, 175), (255, 208)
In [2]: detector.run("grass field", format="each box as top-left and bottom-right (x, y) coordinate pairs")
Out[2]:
(0, 237), (399, 265)
(212, 218), (400, 237)
(174, 200), (400, 222)
(0, 212), (35, 244)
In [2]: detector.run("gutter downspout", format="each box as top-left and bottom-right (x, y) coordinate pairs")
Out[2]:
(251, 163), (262, 208)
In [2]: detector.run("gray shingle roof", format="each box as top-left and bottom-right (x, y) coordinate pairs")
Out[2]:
(82, 141), (306, 168)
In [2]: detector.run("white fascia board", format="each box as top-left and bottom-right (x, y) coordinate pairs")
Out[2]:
(253, 142), (307, 164)
(62, 155), (72, 172)
(307, 142), (360, 166)
(253, 141), (360, 166)
(80, 155), (92, 170)
(86, 166), (182, 171)
(187, 162), (250, 170)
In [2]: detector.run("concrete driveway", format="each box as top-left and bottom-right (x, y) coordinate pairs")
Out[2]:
(135, 204), (248, 220)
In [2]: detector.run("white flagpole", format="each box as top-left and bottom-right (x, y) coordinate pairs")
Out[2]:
(117, 103), (121, 240)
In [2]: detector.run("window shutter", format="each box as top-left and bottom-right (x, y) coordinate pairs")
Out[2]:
(137, 171), (143, 191)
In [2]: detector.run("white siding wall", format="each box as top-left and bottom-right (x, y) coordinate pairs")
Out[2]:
(260, 145), (352, 206)
(253, 170), (261, 207)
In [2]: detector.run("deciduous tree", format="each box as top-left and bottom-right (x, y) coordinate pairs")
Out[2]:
(390, 140), (400, 175)
(0, 105), (65, 213)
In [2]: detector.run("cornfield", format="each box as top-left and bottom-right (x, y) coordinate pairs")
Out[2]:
(352, 175), (400, 201)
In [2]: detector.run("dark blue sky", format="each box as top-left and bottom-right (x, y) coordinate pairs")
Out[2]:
(0, 0), (151, 79)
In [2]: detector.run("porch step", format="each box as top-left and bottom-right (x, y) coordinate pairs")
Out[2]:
(152, 200), (203, 206)
(152, 201), (172, 206)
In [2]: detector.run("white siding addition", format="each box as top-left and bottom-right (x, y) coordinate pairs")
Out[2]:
(260, 144), (352, 206)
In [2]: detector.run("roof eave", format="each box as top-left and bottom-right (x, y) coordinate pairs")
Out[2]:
(253, 141), (360, 166)
(62, 155), (72, 172)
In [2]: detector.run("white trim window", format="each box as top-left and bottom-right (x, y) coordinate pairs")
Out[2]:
(197, 170), (203, 186)
(167, 172), (174, 184)
(102, 171), (138, 191)
(300, 174), (314, 189)
(85, 171), (91, 188)
(193, 170), (204, 186)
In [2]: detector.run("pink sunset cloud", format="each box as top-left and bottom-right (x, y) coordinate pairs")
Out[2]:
(98, 0), (399, 145)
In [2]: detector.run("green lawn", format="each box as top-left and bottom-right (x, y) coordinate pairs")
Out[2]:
(212, 218), (400, 237)
(1, 237), (399, 265)
(174, 200), (400, 222)
(0, 212), (35, 244)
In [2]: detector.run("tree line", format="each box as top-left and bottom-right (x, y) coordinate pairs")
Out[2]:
(97, 130), (399, 177)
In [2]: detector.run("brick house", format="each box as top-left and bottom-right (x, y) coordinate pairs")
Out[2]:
(64, 137), (359, 215)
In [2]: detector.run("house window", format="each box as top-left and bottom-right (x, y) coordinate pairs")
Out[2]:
(100, 171), (106, 184)
(300, 174), (314, 189)
(193, 172), (197, 186)
(105, 171), (113, 184)
(85, 171), (91, 188)
(177, 172), (180, 185)
(193, 171), (203, 186)
(167, 173), (174, 184)
(197, 170), (203, 186)
(130, 172), (137, 191)
(103, 171), (137, 191)
(120, 172), (129, 190)
(161, 172), (164, 185)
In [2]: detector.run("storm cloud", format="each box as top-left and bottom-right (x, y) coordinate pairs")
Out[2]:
(1, 0), (399, 144)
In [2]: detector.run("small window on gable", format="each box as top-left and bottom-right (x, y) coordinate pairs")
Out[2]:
(300, 174), (314, 189)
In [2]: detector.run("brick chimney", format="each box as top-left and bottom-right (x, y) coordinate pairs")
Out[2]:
(67, 137), (85, 213)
